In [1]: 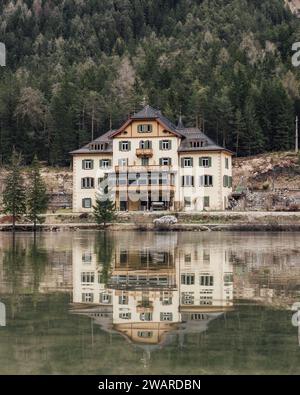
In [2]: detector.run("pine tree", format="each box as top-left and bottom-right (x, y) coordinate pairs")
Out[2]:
(2, 149), (26, 232)
(93, 185), (116, 227)
(26, 156), (49, 232)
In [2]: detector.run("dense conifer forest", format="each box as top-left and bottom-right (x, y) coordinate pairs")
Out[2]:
(0, 0), (300, 165)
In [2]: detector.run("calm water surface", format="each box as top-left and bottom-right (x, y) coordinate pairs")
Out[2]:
(0, 231), (299, 375)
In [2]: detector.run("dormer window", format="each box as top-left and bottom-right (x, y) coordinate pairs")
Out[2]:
(89, 143), (106, 151)
(137, 124), (152, 133)
(190, 140), (206, 148)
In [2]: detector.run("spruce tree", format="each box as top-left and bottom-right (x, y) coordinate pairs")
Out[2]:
(93, 185), (116, 227)
(2, 149), (26, 232)
(26, 156), (49, 232)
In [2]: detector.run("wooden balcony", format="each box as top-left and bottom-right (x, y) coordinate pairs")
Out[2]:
(136, 148), (153, 157)
(115, 164), (173, 173)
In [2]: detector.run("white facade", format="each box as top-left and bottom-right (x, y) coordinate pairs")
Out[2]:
(71, 106), (233, 212)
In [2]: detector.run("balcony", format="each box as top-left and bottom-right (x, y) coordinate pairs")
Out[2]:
(136, 148), (153, 157)
(115, 164), (173, 173)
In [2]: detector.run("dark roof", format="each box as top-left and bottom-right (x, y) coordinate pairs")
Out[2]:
(177, 127), (233, 154)
(69, 130), (115, 154)
(131, 105), (182, 136)
(70, 106), (232, 155)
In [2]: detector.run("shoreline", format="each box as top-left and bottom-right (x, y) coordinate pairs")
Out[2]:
(1, 211), (300, 232)
(1, 222), (300, 232)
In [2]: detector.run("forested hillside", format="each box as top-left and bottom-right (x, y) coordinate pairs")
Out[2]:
(0, 0), (300, 165)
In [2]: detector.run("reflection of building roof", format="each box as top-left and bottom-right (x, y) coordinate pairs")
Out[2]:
(69, 304), (228, 349)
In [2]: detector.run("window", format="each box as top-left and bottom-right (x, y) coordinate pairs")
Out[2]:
(139, 140), (152, 149)
(140, 312), (153, 321)
(138, 124), (152, 133)
(184, 253), (192, 263)
(200, 275), (214, 286)
(82, 251), (92, 263)
(138, 331), (153, 338)
(199, 296), (213, 305)
(181, 274), (195, 285)
(82, 198), (92, 208)
(184, 197), (191, 207)
(81, 272), (95, 283)
(119, 294), (129, 305)
(141, 157), (149, 166)
(223, 175), (232, 188)
(160, 312), (173, 321)
(82, 159), (94, 170)
(199, 157), (212, 167)
(159, 157), (172, 166)
(182, 176), (194, 187)
(225, 157), (229, 169)
(82, 293), (94, 303)
(118, 158), (128, 167)
(160, 140), (171, 150)
(203, 196), (210, 208)
(119, 312), (131, 320)
(191, 313), (208, 320)
(160, 291), (173, 305)
(203, 250), (210, 262)
(181, 292), (194, 305)
(119, 141), (131, 151)
(99, 159), (111, 169)
(199, 175), (213, 187)
(181, 157), (193, 167)
(100, 293), (111, 304)
(81, 177), (94, 189)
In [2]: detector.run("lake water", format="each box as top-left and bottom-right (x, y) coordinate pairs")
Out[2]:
(0, 231), (299, 375)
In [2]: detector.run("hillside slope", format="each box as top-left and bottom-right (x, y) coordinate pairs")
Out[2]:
(0, 0), (299, 165)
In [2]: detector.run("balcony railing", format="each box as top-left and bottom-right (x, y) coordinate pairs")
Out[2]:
(136, 148), (153, 157)
(115, 164), (173, 172)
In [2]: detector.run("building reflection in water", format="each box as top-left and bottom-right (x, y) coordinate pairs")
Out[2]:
(70, 233), (233, 354)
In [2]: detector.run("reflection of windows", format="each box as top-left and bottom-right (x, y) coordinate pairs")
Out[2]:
(81, 272), (94, 283)
(82, 293), (94, 303)
(181, 292), (194, 305)
(140, 312), (153, 321)
(199, 289), (213, 294)
(82, 198), (92, 208)
(100, 293), (111, 304)
(160, 291), (173, 305)
(191, 313), (208, 320)
(224, 273), (233, 285)
(199, 296), (213, 305)
(184, 253), (191, 263)
(119, 293), (128, 305)
(120, 250), (128, 265)
(119, 312), (131, 319)
(82, 252), (92, 263)
(184, 197), (191, 207)
(181, 274), (195, 285)
(160, 312), (173, 321)
(203, 250), (210, 262)
(138, 331), (153, 338)
(200, 275), (214, 286)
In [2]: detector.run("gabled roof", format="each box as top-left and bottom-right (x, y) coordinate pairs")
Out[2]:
(111, 105), (184, 138)
(70, 106), (232, 155)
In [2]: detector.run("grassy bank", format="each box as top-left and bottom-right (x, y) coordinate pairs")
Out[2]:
(1, 211), (300, 232)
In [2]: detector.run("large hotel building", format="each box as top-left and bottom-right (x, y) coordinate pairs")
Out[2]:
(71, 105), (233, 212)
